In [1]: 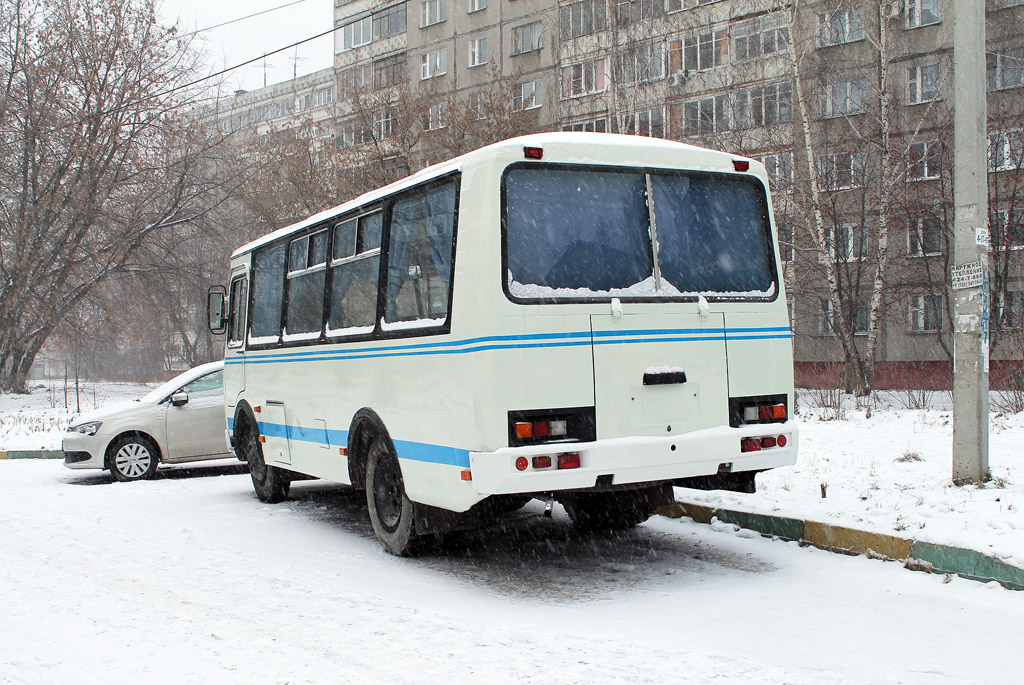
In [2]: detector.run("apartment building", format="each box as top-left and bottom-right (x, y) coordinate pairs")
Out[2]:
(207, 0), (1024, 390)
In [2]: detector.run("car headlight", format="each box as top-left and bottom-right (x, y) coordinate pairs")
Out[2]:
(69, 421), (102, 436)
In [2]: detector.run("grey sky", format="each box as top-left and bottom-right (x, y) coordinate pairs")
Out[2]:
(160, 0), (335, 92)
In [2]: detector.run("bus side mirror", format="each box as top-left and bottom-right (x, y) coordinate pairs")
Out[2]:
(208, 285), (227, 334)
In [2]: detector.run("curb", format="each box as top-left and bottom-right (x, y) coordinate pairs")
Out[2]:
(0, 450), (64, 460)
(657, 501), (1024, 591)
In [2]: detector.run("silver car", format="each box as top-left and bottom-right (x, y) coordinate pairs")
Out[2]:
(62, 361), (232, 481)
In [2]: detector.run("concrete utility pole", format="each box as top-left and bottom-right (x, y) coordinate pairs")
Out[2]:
(951, 0), (989, 484)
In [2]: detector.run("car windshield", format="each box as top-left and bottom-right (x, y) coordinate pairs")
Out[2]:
(138, 364), (223, 404)
(504, 165), (776, 300)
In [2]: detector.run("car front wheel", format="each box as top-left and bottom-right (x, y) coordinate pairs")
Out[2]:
(108, 435), (160, 482)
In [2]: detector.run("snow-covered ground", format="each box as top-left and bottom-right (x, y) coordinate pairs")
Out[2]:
(1, 458), (1022, 684)
(0, 380), (155, 451)
(683, 389), (1024, 569)
(2, 382), (1022, 569)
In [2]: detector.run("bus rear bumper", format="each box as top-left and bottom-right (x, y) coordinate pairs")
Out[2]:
(468, 422), (798, 496)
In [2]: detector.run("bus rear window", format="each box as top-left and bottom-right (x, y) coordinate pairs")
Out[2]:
(504, 166), (776, 300)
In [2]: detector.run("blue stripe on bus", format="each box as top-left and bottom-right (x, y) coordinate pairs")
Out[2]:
(224, 328), (791, 366)
(224, 327), (792, 365)
(253, 421), (470, 468)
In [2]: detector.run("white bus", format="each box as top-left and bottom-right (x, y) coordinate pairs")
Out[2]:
(208, 133), (797, 555)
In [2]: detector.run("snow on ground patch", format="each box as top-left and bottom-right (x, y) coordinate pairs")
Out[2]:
(0, 380), (156, 451)
(681, 391), (1024, 569)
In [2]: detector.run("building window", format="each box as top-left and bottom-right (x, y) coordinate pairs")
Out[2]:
(988, 48), (1024, 91)
(994, 209), (1024, 249)
(732, 13), (789, 61)
(989, 129), (1024, 171)
(619, 107), (665, 138)
(762, 151), (794, 193)
(909, 294), (942, 332)
(819, 151), (867, 190)
(616, 42), (666, 84)
(374, 109), (397, 139)
(821, 78), (866, 118)
(426, 102), (448, 130)
(732, 81), (792, 129)
(472, 93), (488, 120)
(818, 9), (864, 46)
(340, 63), (373, 91)
(667, 0), (719, 10)
(670, 30), (727, 72)
(908, 141), (941, 180)
(512, 22), (543, 56)
(373, 54), (407, 89)
(819, 297), (869, 335)
(562, 118), (608, 132)
(908, 63), (940, 104)
(314, 87), (333, 107)
(468, 37), (488, 67)
(560, 0), (606, 39)
(421, 0), (446, 27)
(908, 217), (943, 256)
(421, 49), (447, 79)
(678, 95), (729, 136)
(615, 0), (665, 26)
(341, 15), (373, 50)
(513, 80), (543, 110)
(829, 224), (869, 262)
(561, 59), (607, 98)
(338, 119), (372, 148)
(997, 290), (1024, 329)
(373, 4), (407, 40)
(906, 0), (939, 29)
(469, 0), (486, 12)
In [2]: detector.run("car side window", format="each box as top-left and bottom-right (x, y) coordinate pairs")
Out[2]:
(180, 370), (223, 395)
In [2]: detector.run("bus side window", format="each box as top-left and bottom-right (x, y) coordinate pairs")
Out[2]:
(250, 243), (287, 343)
(285, 229), (328, 338)
(227, 276), (248, 347)
(384, 181), (456, 325)
(328, 212), (382, 334)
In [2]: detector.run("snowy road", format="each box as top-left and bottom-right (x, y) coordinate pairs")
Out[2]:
(1, 460), (1020, 684)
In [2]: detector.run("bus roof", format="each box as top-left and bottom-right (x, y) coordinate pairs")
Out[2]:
(230, 132), (758, 259)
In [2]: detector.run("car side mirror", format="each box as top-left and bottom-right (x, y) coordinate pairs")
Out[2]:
(171, 392), (189, 407)
(208, 285), (227, 334)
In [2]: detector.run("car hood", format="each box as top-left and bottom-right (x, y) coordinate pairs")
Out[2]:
(69, 398), (160, 427)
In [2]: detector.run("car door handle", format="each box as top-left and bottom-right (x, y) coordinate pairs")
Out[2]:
(643, 370), (687, 385)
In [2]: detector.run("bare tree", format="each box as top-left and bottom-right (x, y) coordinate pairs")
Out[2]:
(0, 0), (218, 392)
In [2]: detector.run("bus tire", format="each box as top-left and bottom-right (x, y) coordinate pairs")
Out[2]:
(561, 490), (656, 531)
(365, 433), (417, 556)
(239, 418), (290, 503)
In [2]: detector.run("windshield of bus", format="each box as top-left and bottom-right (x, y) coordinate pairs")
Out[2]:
(503, 165), (777, 300)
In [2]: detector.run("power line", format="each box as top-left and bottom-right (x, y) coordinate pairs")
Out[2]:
(174, 0), (316, 40)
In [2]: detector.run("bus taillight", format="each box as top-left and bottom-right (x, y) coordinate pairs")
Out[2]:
(557, 453), (580, 470)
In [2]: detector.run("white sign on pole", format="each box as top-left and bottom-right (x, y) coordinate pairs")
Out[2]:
(951, 261), (984, 290)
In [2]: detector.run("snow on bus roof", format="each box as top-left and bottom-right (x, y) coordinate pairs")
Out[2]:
(231, 132), (756, 259)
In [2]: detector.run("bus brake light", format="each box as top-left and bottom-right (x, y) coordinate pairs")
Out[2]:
(557, 453), (580, 469)
(740, 438), (761, 453)
(524, 146), (543, 159)
(733, 159), (750, 172)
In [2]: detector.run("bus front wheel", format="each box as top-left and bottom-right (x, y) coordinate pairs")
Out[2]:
(365, 434), (417, 556)
(241, 421), (290, 503)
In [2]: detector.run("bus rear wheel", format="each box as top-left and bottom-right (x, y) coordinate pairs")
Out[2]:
(240, 421), (290, 503)
(365, 434), (417, 556)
